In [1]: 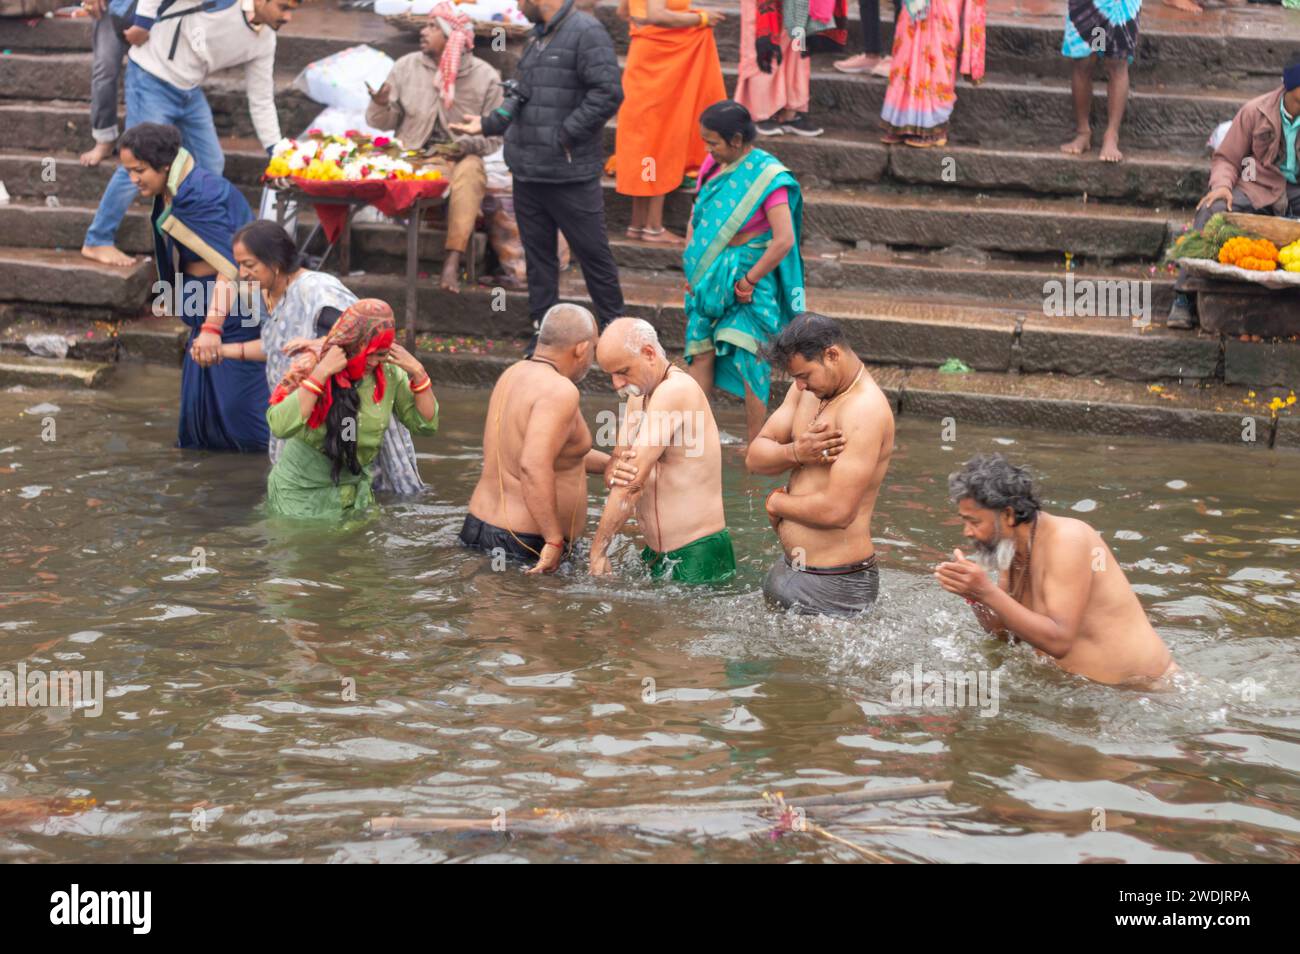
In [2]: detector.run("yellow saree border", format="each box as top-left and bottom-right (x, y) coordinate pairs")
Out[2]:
(154, 148), (240, 282)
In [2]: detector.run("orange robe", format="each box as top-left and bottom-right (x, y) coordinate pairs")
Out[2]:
(613, 0), (727, 197)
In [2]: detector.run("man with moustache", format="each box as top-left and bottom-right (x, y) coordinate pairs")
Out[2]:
(936, 454), (1177, 688)
(461, 304), (633, 573)
(746, 313), (895, 616)
(588, 318), (735, 584)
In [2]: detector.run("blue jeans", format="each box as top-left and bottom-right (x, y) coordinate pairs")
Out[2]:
(83, 59), (226, 248)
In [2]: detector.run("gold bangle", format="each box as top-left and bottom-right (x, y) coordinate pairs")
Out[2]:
(410, 374), (431, 394)
(698, 10), (708, 27)
(301, 378), (324, 396)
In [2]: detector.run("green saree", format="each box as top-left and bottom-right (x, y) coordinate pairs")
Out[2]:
(265, 364), (438, 519)
(683, 147), (805, 404)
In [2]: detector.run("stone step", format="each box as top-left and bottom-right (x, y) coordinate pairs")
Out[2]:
(2, 166), (1181, 262)
(16, 247), (1281, 389)
(336, 268), (1225, 384)
(0, 47), (1270, 157)
(0, 352), (115, 389)
(599, 179), (1183, 259)
(0, 246), (154, 316)
(598, 124), (1211, 205)
(0, 114), (1212, 213)
(403, 336), (1291, 448)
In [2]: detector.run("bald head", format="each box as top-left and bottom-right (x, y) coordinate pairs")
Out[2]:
(537, 303), (598, 348)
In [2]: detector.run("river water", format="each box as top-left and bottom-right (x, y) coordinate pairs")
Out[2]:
(1, 365), (1298, 863)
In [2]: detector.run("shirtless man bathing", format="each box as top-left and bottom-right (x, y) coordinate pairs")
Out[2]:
(746, 314), (895, 616)
(936, 454), (1177, 689)
(589, 318), (735, 585)
(462, 303), (633, 574)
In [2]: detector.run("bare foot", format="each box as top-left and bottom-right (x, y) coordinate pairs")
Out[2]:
(79, 141), (114, 167)
(439, 254), (461, 293)
(81, 244), (136, 267)
(1060, 129), (1092, 155)
(1162, 0), (1202, 12)
(1099, 130), (1124, 163)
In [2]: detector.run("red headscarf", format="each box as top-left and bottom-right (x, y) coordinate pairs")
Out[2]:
(269, 299), (397, 429)
(428, 1), (475, 110)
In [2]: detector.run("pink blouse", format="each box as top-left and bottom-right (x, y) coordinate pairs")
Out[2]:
(697, 154), (789, 238)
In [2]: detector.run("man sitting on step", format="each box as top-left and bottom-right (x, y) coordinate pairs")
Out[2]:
(1168, 56), (1300, 330)
(366, 3), (503, 294)
(80, 0), (297, 268)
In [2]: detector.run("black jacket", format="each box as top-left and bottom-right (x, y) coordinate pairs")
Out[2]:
(481, 0), (623, 183)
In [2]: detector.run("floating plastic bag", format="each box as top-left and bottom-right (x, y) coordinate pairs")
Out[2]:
(25, 334), (69, 359)
(291, 45), (396, 114)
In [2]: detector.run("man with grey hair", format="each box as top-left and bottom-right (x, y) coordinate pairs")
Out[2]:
(462, 304), (633, 573)
(937, 453), (1177, 688)
(588, 318), (735, 584)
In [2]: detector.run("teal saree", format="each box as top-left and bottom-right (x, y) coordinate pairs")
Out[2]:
(683, 148), (805, 404)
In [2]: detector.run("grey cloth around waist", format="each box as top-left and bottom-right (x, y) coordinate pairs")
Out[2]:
(762, 553), (880, 618)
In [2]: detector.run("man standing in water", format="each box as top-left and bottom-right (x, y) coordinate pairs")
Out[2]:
(936, 454), (1177, 688)
(588, 318), (735, 584)
(461, 304), (630, 573)
(746, 314), (895, 615)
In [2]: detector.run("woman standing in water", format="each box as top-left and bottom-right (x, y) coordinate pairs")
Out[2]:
(123, 122), (266, 452)
(266, 300), (439, 519)
(684, 100), (805, 443)
(202, 220), (427, 494)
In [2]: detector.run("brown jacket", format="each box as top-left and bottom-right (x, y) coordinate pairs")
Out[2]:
(1209, 86), (1300, 211)
(365, 52), (504, 157)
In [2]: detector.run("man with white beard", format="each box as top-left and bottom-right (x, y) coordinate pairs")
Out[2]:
(588, 318), (734, 584)
(935, 454), (1177, 689)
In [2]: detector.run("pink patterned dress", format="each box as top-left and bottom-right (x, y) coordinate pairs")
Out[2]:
(880, 0), (986, 143)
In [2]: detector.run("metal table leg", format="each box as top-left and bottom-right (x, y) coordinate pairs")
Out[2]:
(406, 197), (421, 351)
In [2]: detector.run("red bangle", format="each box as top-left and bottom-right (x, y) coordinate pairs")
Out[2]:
(409, 374), (431, 394)
(965, 597), (980, 606)
(200, 323), (223, 337)
(301, 377), (325, 396)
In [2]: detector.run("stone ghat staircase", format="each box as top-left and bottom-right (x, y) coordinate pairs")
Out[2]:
(0, 1), (1297, 448)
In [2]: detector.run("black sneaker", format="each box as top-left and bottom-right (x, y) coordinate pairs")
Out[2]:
(755, 118), (785, 136)
(1166, 292), (1197, 330)
(782, 113), (824, 137)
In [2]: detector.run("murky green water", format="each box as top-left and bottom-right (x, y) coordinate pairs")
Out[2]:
(1, 365), (1298, 863)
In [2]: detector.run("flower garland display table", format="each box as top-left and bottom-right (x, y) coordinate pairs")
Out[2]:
(263, 131), (453, 348)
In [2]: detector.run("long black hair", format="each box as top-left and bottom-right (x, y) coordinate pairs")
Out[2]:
(323, 383), (362, 485)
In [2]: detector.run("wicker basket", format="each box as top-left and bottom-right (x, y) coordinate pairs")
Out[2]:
(1180, 256), (1300, 289)
(384, 13), (532, 39)
(1223, 212), (1300, 248)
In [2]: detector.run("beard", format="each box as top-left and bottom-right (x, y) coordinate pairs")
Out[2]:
(971, 534), (1017, 576)
(519, 0), (543, 23)
(617, 384), (643, 399)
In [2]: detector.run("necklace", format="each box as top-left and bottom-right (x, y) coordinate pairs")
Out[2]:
(812, 364), (865, 427)
(529, 355), (562, 374)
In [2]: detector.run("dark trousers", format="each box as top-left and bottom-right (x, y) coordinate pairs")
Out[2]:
(1175, 182), (1300, 293)
(859, 0), (900, 56)
(512, 176), (625, 333)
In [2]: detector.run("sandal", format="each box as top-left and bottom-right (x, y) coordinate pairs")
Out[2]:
(880, 130), (905, 145)
(904, 133), (948, 149)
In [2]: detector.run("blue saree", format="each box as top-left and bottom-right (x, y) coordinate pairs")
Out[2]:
(683, 147), (804, 405)
(150, 147), (267, 452)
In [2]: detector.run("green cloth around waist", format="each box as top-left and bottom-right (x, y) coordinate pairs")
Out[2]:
(641, 528), (737, 585)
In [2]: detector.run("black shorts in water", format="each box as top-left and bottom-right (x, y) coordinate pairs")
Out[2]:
(459, 513), (568, 565)
(762, 554), (880, 617)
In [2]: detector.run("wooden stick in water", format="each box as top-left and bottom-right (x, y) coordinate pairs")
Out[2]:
(368, 781), (952, 834)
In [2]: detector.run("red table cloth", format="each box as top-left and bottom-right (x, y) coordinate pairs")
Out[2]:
(288, 177), (450, 243)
